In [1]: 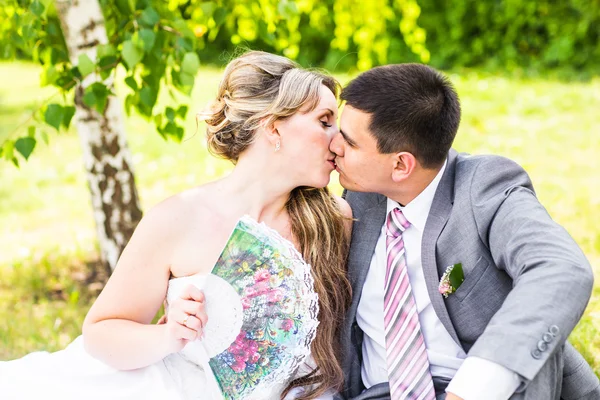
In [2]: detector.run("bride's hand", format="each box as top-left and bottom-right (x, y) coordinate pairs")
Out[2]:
(163, 284), (208, 353)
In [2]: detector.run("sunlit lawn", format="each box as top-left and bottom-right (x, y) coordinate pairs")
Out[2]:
(1, 61), (599, 376)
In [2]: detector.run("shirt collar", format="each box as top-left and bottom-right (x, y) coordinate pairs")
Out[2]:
(386, 159), (448, 232)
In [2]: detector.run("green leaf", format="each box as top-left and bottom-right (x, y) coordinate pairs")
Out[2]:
(154, 113), (163, 128)
(30, 0), (45, 17)
(41, 65), (59, 86)
(133, 29), (156, 52)
(140, 7), (160, 27)
(258, 21), (276, 44)
(139, 86), (157, 108)
(178, 72), (194, 94)
(114, 0), (134, 13)
(448, 263), (464, 291)
(181, 52), (200, 76)
(95, 95), (108, 114)
(81, 83), (112, 114)
(2, 140), (15, 161)
(97, 44), (116, 59)
(88, 83), (110, 114)
(62, 106), (76, 128)
(278, 1), (298, 20)
(77, 54), (95, 77)
(179, 72), (194, 86)
(40, 130), (50, 145)
(125, 76), (138, 91)
(28, 125), (36, 137)
(163, 121), (184, 142)
(70, 66), (82, 80)
(166, 54), (175, 67)
(172, 20), (196, 41)
(176, 37), (194, 52)
(11, 32), (25, 47)
(213, 7), (227, 26)
(177, 105), (188, 119)
(50, 47), (68, 65)
(44, 104), (65, 131)
(122, 40), (144, 69)
(83, 90), (97, 109)
(21, 24), (36, 43)
(124, 94), (136, 116)
(46, 21), (60, 36)
(98, 56), (118, 78)
(55, 68), (76, 90)
(165, 107), (175, 121)
(200, 2), (216, 16)
(15, 137), (36, 160)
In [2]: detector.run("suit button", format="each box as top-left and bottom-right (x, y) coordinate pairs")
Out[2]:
(537, 340), (548, 352)
(543, 333), (553, 343)
(531, 349), (542, 359)
(549, 325), (560, 336)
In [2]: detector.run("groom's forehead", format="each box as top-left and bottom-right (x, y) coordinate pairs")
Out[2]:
(340, 106), (381, 149)
(340, 104), (371, 129)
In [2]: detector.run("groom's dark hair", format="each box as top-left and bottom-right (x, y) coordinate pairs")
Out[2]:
(341, 63), (461, 168)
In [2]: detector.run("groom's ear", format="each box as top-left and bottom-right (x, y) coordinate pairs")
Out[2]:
(391, 152), (417, 182)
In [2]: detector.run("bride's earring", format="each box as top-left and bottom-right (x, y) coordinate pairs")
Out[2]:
(275, 141), (281, 152)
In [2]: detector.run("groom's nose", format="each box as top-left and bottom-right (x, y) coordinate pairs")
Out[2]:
(329, 131), (344, 156)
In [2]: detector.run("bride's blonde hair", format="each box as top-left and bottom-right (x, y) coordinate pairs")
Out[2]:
(199, 51), (351, 399)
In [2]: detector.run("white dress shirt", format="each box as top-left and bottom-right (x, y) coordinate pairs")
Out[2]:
(356, 161), (521, 400)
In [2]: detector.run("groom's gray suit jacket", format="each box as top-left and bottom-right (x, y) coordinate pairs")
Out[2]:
(339, 150), (599, 400)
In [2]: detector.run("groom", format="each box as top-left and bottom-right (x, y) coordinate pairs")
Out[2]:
(330, 64), (599, 399)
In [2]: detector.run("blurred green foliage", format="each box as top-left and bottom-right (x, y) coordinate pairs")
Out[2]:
(116, 0), (600, 73)
(3, 0), (596, 164)
(6, 1), (598, 75)
(418, 0), (600, 73)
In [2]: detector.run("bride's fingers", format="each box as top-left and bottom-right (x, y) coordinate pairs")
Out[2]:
(164, 310), (197, 341)
(177, 299), (205, 317)
(173, 323), (198, 341)
(195, 309), (208, 330)
(171, 309), (203, 333)
(180, 284), (205, 303)
(183, 314), (204, 332)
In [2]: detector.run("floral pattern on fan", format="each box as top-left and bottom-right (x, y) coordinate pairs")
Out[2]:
(208, 216), (319, 400)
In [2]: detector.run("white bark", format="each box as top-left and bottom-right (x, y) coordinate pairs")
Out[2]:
(56, 0), (142, 271)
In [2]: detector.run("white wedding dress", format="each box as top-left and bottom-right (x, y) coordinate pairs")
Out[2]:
(0, 217), (329, 400)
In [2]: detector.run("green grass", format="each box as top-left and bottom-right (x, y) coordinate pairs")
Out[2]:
(1, 62), (599, 376)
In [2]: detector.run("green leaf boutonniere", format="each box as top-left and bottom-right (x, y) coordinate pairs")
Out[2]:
(438, 263), (464, 298)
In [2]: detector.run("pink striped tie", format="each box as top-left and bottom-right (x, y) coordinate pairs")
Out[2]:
(384, 208), (435, 400)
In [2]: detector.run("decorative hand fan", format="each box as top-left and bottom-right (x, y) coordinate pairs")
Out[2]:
(199, 215), (319, 400)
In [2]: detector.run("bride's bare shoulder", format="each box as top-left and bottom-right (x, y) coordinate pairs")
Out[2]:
(136, 181), (220, 236)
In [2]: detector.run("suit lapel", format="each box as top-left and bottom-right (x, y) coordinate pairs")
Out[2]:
(422, 150), (461, 345)
(347, 195), (387, 321)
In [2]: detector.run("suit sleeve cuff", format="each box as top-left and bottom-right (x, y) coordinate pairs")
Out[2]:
(446, 356), (521, 400)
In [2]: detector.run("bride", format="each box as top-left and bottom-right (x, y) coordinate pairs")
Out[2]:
(0, 51), (352, 400)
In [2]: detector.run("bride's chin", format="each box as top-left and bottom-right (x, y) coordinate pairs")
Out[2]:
(317, 175), (331, 188)
(296, 173), (331, 190)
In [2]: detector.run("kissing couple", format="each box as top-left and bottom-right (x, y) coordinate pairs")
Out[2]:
(1, 51), (598, 400)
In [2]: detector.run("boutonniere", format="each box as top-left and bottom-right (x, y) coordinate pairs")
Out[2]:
(438, 263), (464, 298)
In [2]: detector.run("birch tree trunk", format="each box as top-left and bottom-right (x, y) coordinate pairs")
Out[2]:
(56, 0), (143, 272)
